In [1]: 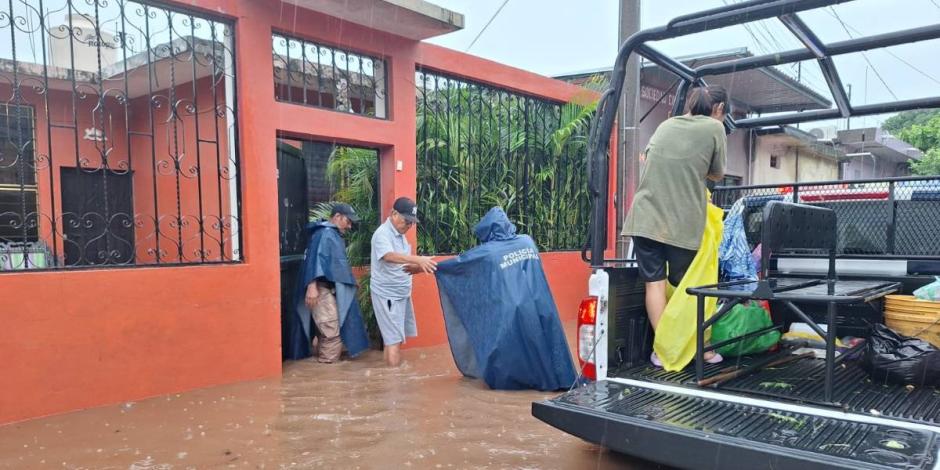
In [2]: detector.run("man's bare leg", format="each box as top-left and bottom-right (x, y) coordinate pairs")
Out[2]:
(385, 343), (402, 367)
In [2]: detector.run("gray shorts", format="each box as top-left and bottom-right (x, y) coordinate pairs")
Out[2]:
(371, 293), (417, 346)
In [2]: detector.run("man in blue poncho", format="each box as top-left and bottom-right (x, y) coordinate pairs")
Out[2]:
(434, 207), (577, 391)
(287, 203), (369, 362)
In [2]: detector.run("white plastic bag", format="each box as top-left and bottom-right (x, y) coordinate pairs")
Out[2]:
(914, 277), (940, 301)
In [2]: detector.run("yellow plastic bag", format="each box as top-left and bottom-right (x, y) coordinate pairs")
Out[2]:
(653, 201), (724, 371)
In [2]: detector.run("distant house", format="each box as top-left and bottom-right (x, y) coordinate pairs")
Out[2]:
(837, 127), (923, 180)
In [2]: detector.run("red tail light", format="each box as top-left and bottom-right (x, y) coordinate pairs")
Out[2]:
(577, 296), (598, 380)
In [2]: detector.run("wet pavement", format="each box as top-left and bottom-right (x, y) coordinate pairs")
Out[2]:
(0, 322), (665, 469)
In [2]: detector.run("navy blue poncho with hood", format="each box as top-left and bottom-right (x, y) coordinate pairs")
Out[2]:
(286, 221), (369, 360)
(434, 207), (577, 391)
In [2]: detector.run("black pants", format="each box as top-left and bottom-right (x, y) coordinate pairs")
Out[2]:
(633, 237), (696, 286)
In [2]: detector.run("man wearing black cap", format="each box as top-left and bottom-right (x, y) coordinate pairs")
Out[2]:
(288, 202), (369, 363)
(370, 196), (437, 367)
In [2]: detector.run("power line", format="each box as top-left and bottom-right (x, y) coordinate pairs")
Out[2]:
(930, 0), (940, 11)
(828, 7), (898, 100)
(465, 0), (512, 52)
(825, 7), (940, 87)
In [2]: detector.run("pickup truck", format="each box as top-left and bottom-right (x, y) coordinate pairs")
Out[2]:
(532, 1), (940, 469)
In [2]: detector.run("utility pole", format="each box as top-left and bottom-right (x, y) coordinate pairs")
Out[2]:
(617, 0), (641, 257)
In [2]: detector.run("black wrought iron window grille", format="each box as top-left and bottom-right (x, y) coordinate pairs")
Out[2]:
(272, 32), (388, 119)
(0, 0), (241, 271)
(416, 68), (593, 255)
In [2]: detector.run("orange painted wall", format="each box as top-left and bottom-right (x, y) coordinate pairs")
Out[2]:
(0, 0), (617, 424)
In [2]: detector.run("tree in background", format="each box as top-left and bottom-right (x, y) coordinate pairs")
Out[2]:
(883, 109), (940, 176)
(883, 109), (940, 135)
(897, 114), (940, 176)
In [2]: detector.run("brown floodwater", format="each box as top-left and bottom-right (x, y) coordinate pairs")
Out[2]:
(0, 322), (666, 469)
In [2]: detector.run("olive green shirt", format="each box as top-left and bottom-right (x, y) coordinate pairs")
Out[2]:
(622, 115), (727, 250)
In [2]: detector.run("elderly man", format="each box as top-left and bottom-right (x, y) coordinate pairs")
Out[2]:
(370, 197), (437, 367)
(288, 202), (369, 363)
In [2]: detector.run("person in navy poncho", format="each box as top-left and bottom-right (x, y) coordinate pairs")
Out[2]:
(286, 203), (369, 362)
(434, 207), (577, 391)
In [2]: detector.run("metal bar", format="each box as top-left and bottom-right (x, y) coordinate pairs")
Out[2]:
(825, 302), (837, 403)
(702, 297), (745, 330)
(818, 58), (852, 118)
(211, 22), (225, 261)
(706, 324), (784, 354)
(190, 14), (206, 262)
(698, 22), (940, 77)
(696, 294), (706, 384)
(92, 0), (114, 265)
(734, 96), (940, 127)
(778, 13), (827, 57)
(668, 0), (780, 28)
(716, 174), (940, 192)
(665, 0), (849, 36)
(887, 181), (896, 255)
(36, 0), (58, 266)
(145, 4), (161, 264)
(636, 44), (697, 82)
(783, 301), (828, 338)
(167, 8), (184, 262)
(315, 44), (324, 107)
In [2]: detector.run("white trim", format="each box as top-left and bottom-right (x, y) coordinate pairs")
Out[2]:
(606, 377), (940, 435)
(777, 258), (908, 277)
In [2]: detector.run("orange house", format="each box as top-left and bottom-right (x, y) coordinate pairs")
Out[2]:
(0, 0), (616, 424)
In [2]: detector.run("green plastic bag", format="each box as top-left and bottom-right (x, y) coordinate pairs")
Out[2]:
(711, 301), (781, 357)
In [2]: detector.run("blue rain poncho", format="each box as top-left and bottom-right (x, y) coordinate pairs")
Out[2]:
(286, 221), (369, 360)
(434, 207), (576, 391)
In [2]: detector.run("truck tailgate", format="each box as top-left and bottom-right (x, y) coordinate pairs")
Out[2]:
(533, 381), (939, 470)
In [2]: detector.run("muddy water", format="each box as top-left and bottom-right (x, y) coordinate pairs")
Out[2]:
(0, 323), (664, 469)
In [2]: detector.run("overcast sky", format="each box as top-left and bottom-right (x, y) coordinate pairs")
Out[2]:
(425, 0), (940, 128)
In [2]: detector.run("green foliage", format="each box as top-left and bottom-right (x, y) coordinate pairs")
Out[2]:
(884, 110), (940, 177)
(416, 72), (597, 255)
(910, 148), (940, 176)
(309, 146), (383, 346)
(897, 115), (940, 176)
(898, 115), (940, 153)
(883, 109), (940, 135)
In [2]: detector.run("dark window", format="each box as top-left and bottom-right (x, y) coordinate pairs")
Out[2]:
(721, 175), (743, 187)
(0, 1), (241, 271)
(770, 155), (780, 169)
(273, 33), (388, 119)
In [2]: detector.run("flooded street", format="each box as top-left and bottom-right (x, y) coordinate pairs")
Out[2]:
(0, 322), (664, 469)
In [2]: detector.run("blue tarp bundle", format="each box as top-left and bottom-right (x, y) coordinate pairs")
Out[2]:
(719, 198), (758, 289)
(286, 221), (370, 361)
(434, 207), (577, 391)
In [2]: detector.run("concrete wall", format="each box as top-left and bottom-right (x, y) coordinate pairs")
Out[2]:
(752, 137), (838, 184)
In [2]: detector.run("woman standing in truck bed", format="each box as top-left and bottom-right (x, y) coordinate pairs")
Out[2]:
(622, 85), (729, 367)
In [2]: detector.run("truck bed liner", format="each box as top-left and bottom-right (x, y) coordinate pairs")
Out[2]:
(616, 356), (940, 426)
(533, 381), (939, 470)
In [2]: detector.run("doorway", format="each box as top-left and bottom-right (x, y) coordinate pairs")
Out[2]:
(276, 138), (380, 359)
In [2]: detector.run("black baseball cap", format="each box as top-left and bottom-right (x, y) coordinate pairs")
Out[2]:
(331, 202), (361, 224)
(393, 197), (419, 223)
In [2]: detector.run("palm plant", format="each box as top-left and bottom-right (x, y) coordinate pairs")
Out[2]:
(310, 145), (382, 346)
(416, 72), (597, 254)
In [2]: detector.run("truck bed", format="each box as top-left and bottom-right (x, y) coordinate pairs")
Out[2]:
(533, 379), (940, 470)
(615, 355), (940, 427)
